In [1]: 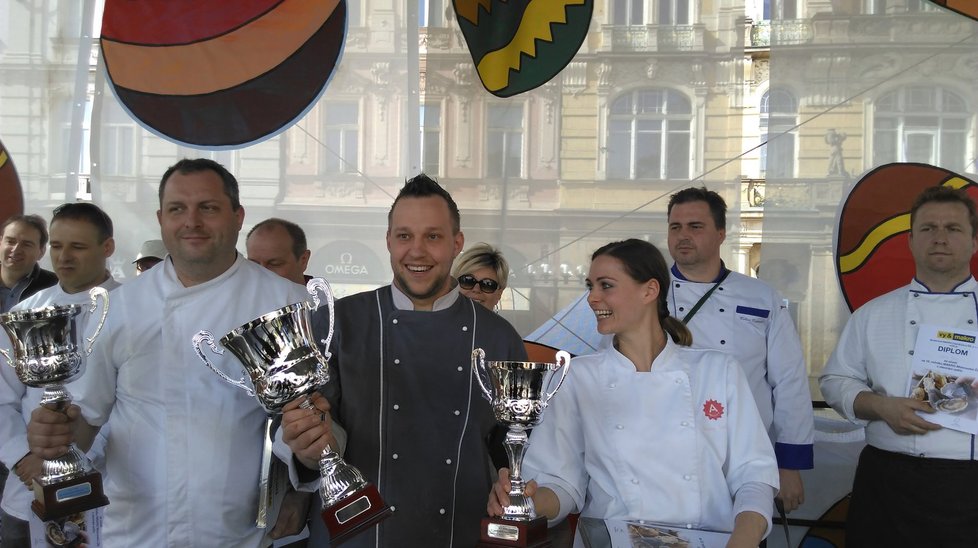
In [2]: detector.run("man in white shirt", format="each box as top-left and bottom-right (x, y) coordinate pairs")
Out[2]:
(820, 185), (978, 547)
(26, 159), (334, 547)
(0, 202), (118, 546)
(666, 187), (814, 513)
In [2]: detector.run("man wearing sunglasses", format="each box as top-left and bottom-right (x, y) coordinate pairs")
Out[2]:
(298, 174), (527, 547)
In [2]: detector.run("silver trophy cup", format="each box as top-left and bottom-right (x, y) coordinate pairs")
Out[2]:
(192, 278), (390, 542)
(0, 287), (110, 520)
(473, 348), (570, 546)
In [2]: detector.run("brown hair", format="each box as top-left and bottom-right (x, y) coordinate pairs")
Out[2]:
(591, 238), (692, 346)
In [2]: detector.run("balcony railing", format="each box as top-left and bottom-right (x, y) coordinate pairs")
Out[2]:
(598, 24), (705, 52)
(749, 20), (813, 47)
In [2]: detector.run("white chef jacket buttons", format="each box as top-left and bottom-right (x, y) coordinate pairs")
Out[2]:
(462, 326), (468, 332)
(393, 404), (399, 410)
(681, 421), (689, 427)
(909, 320), (916, 325)
(457, 366), (463, 372)
(609, 383), (616, 388)
(454, 410), (460, 415)
(445, 459), (452, 464)
(439, 508), (446, 515)
(631, 479), (639, 485)
(392, 318), (399, 324)
(392, 453), (399, 459)
(683, 474), (691, 481)
(394, 358), (400, 364)
(615, 424), (624, 430)
(909, 350), (914, 356)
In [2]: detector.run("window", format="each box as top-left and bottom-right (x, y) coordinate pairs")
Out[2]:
(486, 104), (524, 178)
(658, 0), (690, 24)
(865, 0), (939, 14)
(760, 89), (798, 179)
(420, 104), (441, 175)
(874, 87), (969, 171)
(419, 0), (444, 27)
(321, 102), (359, 174)
(607, 88), (691, 180)
(764, 0), (798, 19)
(612, 0), (645, 25)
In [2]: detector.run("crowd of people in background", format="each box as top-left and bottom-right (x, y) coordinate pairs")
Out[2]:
(0, 157), (973, 547)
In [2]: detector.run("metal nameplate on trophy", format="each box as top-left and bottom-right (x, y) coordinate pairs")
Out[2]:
(473, 348), (571, 548)
(0, 287), (111, 520)
(192, 278), (391, 545)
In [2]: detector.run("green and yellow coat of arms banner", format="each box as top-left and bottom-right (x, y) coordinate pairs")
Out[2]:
(454, 0), (593, 98)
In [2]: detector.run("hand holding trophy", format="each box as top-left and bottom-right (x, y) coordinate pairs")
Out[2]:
(0, 287), (110, 520)
(473, 347), (570, 548)
(192, 278), (390, 545)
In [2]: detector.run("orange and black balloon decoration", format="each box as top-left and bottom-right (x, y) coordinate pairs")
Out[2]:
(100, 0), (346, 148)
(454, 0), (593, 98)
(0, 139), (24, 223)
(927, 0), (978, 20)
(836, 163), (978, 312)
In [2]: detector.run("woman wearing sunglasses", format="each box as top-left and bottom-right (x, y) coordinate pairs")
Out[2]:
(451, 242), (508, 310)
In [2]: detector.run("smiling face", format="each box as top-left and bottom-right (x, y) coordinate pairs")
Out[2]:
(0, 220), (44, 286)
(157, 169), (244, 286)
(910, 201), (978, 290)
(386, 195), (464, 310)
(667, 200), (726, 280)
(49, 218), (114, 294)
(457, 265), (503, 310)
(586, 254), (658, 336)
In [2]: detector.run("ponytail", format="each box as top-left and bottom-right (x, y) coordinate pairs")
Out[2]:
(658, 297), (692, 346)
(662, 316), (692, 346)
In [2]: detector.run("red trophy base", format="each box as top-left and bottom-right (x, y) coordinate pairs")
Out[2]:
(32, 471), (109, 521)
(477, 516), (551, 547)
(321, 482), (392, 546)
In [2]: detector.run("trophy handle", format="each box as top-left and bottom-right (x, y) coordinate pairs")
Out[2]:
(471, 348), (493, 402)
(0, 346), (9, 365)
(543, 351), (572, 405)
(84, 286), (110, 355)
(191, 330), (256, 397)
(306, 277), (336, 360)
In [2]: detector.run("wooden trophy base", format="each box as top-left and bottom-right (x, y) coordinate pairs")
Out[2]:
(32, 471), (109, 521)
(321, 482), (392, 546)
(477, 516), (551, 547)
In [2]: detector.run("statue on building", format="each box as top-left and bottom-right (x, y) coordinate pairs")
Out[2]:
(825, 128), (848, 178)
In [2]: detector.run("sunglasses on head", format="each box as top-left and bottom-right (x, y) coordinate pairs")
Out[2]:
(457, 274), (500, 294)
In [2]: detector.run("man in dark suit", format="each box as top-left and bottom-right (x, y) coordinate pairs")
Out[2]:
(0, 214), (57, 313)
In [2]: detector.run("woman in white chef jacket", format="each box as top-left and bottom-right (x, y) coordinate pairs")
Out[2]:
(487, 239), (780, 548)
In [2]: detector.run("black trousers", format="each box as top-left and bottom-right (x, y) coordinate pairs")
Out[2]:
(847, 445), (978, 548)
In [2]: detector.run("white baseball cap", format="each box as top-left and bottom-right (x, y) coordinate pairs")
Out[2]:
(132, 239), (168, 263)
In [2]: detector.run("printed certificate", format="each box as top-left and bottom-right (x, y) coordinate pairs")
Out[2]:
(907, 324), (978, 434)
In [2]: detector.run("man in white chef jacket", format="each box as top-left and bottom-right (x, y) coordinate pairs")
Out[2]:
(25, 159), (333, 548)
(0, 202), (119, 546)
(820, 185), (978, 547)
(666, 187), (814, 513)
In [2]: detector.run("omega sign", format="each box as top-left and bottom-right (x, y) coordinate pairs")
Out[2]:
(324, 252), (368, 277)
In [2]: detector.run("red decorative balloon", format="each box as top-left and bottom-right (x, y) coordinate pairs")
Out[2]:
(0, 139), (24, 224)
(836, 163), (978, 312)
